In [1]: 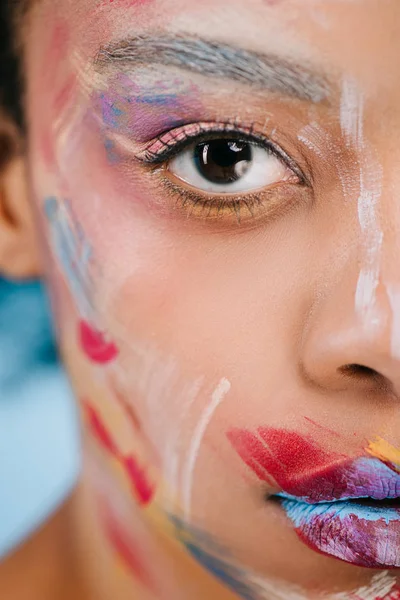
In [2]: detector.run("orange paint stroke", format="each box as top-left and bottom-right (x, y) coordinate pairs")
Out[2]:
(367, 437), (400, 472)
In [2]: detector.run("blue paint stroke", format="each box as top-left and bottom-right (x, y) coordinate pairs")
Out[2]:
(44, 196), (93, 317)
(168, 513), (264, 600)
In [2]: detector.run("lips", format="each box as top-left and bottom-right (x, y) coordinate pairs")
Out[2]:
(227, 427), (400, 568)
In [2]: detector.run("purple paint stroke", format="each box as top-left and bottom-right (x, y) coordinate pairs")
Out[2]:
(93, 73), (203, 144)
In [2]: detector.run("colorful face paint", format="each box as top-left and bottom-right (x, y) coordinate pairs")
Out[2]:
(23, 0), (400, 598)
(228, 428), (400, 567)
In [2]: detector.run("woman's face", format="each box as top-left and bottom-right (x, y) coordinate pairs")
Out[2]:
(24, 0), (400, 598)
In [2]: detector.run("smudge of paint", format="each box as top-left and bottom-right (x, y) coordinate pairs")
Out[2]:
(79, 319), (119, 364)
(104, 138), (120, 164)
(84, 401), (154, 505)
(227, 428), (400, 502)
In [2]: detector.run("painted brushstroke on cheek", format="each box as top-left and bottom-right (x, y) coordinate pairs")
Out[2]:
(181, 378), (231, 519)
(84, 401), (154, 505)
(340, 78), (383, 333)
(44, 197), (119, 361)
(163, 377), (204, 502)
(79, 319), (118, 364)
(44, 196), (93, 315)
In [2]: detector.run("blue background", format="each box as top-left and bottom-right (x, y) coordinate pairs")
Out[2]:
(0, 278), (81, 559)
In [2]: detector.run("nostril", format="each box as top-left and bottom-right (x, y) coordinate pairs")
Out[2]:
(339, 364), (380, 379)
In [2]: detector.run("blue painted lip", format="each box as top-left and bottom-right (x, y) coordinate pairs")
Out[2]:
(278, 494), (400, 525)
(276, 494), (400, 568)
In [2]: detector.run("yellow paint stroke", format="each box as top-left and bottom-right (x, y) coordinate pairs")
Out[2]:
(366, 437), (400, 471)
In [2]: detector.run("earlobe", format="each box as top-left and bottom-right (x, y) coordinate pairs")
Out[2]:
(0, 152), (42, 280)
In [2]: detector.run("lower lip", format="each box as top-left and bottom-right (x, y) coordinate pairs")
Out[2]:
(278, 496), (400, 568)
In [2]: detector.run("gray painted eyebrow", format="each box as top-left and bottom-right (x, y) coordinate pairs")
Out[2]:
(95, 35), (331, 104)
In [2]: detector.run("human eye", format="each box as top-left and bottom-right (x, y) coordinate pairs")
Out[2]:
(135, 122), (310, 226)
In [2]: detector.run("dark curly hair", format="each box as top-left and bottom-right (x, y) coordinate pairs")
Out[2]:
(0, 0), (24, 129)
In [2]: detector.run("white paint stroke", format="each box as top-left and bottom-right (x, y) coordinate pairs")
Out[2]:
(387, 284), (400, 361)
(331, 570), (397, 600)
(163, 376), (205, 496)
(298, 122), (356, 199)
(340, 76), (383, 333)
(340, 76), (364, 148)
(182, 377), (231, 519)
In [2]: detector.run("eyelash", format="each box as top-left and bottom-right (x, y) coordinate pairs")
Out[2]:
(134, 121), (309, 226)
(138, 121), (305, 180)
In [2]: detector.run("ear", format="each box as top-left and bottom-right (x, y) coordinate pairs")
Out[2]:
(0, 113), (41, 279)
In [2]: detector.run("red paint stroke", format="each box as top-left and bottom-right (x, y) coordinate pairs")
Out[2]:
(303, 416), (341, 438)
(79, 320), (119, 364)
(85, 402), (119, 455)
(227, 427), (347, 498)
(122, 456), (154, 505)
(84, 400), (154, 505)
(98, 499), (154, 588)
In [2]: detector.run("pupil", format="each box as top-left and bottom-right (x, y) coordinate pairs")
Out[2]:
(194, 139), (252, 185)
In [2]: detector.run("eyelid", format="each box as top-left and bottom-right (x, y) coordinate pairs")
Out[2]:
(135, 121), (307, 184)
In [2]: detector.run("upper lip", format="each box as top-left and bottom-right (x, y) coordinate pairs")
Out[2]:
(227, 427), (400, 505)
(275, 456), (400, 504)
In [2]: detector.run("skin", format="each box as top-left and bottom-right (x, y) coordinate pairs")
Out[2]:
(1, 0), (400, 598)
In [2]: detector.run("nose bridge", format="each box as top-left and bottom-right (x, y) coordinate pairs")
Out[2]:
(301, 219), (400, 393)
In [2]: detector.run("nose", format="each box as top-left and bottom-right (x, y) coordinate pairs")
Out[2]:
(300, 263), (400, 397)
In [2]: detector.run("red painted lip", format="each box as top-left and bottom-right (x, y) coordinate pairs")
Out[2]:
(227, 428), (400, 503)
(79, 320), (118, 364)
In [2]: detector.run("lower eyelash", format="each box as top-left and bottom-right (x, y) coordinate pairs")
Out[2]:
(160, 176), (306, 227)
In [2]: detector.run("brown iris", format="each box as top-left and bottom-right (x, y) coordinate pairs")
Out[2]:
(193, 139), (252, 185)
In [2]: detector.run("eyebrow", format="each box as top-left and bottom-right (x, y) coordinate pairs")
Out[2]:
(95, 35), (331, 104)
